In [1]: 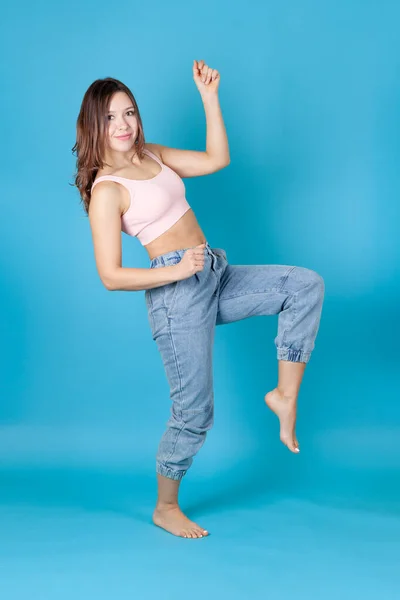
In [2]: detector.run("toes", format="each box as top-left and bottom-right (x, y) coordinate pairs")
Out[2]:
(180, 526), (209, 539)
(192, 529), (201, 538)
(282, 437), (298, 453)
(188, 530), (196, 538)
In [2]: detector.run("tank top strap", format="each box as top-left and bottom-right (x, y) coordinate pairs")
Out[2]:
(143, 147), (163, 166)
(91, 175), (132, 193)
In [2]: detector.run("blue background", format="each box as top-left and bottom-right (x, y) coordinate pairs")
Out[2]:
(1, 1), (399, 598)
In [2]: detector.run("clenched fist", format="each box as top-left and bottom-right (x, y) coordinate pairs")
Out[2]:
(193, 60), (220, 96)
(173, 243), (206, 281)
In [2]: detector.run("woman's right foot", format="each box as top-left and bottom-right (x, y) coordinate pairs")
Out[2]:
(153, 504), (209, 538)
(264, 388), (300, 453)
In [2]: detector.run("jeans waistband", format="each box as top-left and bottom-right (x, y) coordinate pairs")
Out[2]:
(150, 240), (214, 267)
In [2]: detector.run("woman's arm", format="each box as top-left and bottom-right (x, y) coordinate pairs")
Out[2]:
(89, 183), (179, 291)
(146, 60), (230, 178)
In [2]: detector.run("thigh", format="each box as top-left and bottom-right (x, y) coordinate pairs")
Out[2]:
(216, 263), (297, 325)
(145, 272), (218, 418)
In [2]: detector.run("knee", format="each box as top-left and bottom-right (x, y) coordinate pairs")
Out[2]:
(182, 402), (214, 433)
(310, 269), (325, 293)
(295, 267), (325, 297)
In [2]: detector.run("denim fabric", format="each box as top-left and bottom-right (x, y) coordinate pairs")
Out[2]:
(145, 241), (325, 481)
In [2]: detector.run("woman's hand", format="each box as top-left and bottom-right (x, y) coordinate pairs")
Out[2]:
(172, 243), (206, 281)
(193, 60), (220, 96)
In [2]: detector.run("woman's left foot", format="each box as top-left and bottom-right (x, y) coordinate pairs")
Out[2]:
(264, 389), (300, 453)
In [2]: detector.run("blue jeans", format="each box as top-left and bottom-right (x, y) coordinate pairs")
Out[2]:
(145, 241), (325, 481)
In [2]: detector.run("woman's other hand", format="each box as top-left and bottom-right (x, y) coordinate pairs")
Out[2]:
(193, 59), (220, 96)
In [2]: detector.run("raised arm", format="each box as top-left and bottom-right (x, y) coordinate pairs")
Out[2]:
(146, 59), (230, 178)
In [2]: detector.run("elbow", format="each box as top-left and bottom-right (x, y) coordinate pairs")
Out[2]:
(208, 152), (230, 171)
(102, 273), (118, 291)
(214, 157), (230, 172)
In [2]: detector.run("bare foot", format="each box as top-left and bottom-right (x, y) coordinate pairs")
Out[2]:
(264, 388), (300, 453)
(153, 504), (209, 538)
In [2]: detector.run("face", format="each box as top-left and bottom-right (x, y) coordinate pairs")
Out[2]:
(106, 91), (138, 152)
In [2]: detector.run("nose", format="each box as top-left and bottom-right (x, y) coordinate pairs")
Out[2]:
(115, 116), (129, 129)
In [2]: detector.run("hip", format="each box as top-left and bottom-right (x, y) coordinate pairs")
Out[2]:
(144, 242), (228, 337)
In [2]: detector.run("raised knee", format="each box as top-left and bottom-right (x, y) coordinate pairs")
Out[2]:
(294, 267), (324, 294)
(314, 272), (325, 298)
(310, 269), (324, 290)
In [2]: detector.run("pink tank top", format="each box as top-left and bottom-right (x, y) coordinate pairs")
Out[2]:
(90, 149), (192, 245)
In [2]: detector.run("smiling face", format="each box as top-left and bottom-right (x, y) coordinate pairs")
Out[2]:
(106, 91), (139, 152)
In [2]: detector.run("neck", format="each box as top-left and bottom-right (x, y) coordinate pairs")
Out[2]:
(104, 147), (143, 169)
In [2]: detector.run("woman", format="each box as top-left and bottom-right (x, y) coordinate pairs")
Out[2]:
(72, 59), (325, 539)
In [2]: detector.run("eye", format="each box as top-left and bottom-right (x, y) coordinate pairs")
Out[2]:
(107, 110), (135, 120)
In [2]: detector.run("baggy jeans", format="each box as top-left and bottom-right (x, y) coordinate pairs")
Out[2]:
(145, 241), (325, 481)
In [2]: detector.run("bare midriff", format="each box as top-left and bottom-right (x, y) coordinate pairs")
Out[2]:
(143, 208), (207, 261)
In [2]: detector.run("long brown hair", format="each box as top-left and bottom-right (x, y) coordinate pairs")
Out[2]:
(71, 77), (146, 214)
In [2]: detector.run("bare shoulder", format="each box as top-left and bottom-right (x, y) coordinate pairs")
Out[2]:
(144, 142), (164, 161)
(89, 180), (125, 219)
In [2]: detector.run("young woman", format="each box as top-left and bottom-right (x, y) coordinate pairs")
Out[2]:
(72, 59), (325, 540)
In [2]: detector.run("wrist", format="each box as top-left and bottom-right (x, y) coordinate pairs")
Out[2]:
(200, 92), (219, 105)
(168, 264), (182, 282)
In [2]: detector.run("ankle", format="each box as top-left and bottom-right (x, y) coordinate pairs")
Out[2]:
(155, 501), (180, 511)
(276, 387), (298, 400)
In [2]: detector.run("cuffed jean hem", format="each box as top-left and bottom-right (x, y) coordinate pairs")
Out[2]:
(277, 347), (311, 363)
(156, 462), (187, 481)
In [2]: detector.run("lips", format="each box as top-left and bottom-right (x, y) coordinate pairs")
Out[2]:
(116, 133), (132, 140)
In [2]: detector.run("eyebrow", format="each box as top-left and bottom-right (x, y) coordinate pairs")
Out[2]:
(107, 106), (135, 113)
